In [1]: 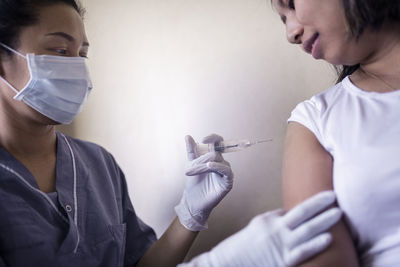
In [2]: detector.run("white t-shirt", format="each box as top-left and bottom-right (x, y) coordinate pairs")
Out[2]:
(288, 76), (400, 266)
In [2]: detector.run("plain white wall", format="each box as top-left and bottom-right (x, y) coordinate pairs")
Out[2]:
(71, 0), (336, 259)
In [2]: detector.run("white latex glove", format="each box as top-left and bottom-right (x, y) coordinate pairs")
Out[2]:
(178, 191), (342, 267)
(175, 134), (233, 231)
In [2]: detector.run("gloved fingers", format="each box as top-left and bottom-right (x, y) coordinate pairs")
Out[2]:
(202, 133), (224, 144)
(186, 162), (233, 179)
(190, 151), (224, 166)
(282, 191), (336, 229)
(288, 207), (341, 249)
(185, 135), (198, 160)
(208, 162), (233, 180)
(186, 163), (208, 176)
(285, 233), (332, 267)
(249, 209), (283, 226)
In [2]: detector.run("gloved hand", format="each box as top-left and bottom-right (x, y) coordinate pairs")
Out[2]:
(178, 191), (342, 267)
(175, 134), (234, 231)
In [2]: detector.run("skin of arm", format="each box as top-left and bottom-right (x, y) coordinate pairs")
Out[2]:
(282, 122), (359, 266)
(135, 217), (198, 267)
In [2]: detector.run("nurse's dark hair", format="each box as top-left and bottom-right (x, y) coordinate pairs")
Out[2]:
(0, 0), (85, 57)
(335, 0), (400, 82)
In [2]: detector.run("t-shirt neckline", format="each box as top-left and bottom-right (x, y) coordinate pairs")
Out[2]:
(342, 75), (400, 98)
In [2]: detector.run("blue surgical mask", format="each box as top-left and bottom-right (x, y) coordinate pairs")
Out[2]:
(0, 43), (92, 124)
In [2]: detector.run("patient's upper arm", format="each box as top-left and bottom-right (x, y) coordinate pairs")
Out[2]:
(282, 122), (359, 266)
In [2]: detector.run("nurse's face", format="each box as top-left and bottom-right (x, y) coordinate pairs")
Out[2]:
(0, 3), (89, 124)
(271, 0), (379, 66)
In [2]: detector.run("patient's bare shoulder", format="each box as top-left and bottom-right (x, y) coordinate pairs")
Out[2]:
(281, 122), (359, 267)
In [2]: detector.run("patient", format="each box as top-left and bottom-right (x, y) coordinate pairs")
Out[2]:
(272, 0), (400, 266)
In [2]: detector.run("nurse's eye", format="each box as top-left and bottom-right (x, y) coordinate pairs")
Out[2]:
(54, 48), (68, 55)
(288, 0), (295, 9)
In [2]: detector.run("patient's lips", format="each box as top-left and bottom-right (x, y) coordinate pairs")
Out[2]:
(302, 33), (321, 59)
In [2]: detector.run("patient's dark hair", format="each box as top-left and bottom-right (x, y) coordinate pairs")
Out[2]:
(0, 0), (85, 57)
(271, 0), (400, 82)
(335, 0), (400, 82)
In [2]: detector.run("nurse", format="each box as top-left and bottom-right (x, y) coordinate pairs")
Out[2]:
(0, 0), (341, 266)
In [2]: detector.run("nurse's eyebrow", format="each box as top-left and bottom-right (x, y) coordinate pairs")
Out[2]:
(45, 32), (90, 47)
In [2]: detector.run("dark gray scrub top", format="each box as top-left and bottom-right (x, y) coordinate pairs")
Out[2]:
(0, 132), (157, 267)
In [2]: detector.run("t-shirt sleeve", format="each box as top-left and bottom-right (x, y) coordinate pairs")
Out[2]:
(117, 167), (157, 266)
(287, 97), (326, 147)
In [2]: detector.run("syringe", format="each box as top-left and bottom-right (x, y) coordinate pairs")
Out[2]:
(195, 138), (272, 156)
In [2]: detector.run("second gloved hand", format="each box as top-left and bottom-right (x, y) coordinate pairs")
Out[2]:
(175, 134), (234, 231)
(179, 191), (342, 267)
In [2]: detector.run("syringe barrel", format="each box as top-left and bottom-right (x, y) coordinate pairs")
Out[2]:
(215, 139), (252, 153)
(195, 139), (251, 155)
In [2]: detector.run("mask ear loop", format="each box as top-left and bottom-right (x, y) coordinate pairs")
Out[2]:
(0, 43), (30, 96)
(0, 43), (26, 58)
